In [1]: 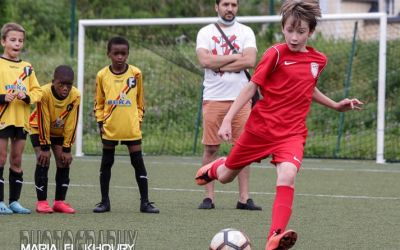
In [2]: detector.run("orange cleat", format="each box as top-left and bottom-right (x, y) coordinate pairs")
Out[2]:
(36, 200), (54, 214)
(53, 200), (76, 214)
(265, 230), (297, 250)
(195, 157), (226, 185)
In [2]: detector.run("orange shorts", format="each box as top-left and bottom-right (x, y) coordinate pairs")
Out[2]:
(225, 130), (306, 170)
(202, 100), (251, 145)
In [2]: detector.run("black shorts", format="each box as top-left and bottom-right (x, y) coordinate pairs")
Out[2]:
(0, 126), (27, 140)
(101, 138), (142, 146)
(30, 134), (63, 147)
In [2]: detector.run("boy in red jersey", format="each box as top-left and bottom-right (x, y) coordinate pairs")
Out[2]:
(93, 36), (159, 214)
(195, 1), (363, 249)
(29, 65), (80, 214)
(0, 23), (42, 214)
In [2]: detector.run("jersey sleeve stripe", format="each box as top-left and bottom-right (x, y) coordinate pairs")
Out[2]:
(0, 103), (9, 120)
(37, 103), (47, 145)
(66, 104), (79, 148)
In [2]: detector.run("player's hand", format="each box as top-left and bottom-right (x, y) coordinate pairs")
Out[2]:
(16, 91), (26, 100)
(218, 119), (233, 142)
(61, 152), (73, 167)
(4, 93), (15, 102)
(38, 150), (51, 166)
(336, 98), (363, 112)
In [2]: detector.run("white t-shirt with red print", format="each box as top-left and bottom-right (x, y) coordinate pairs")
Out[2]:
(196, 22), (256, 101)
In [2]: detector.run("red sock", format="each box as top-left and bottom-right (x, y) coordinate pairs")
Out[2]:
(208, 157), (226, 180)
(267, 185), (295, 240)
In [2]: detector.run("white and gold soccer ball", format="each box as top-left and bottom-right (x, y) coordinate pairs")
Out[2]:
(209, 228), (251, 250)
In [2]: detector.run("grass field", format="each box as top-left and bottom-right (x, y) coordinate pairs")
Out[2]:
(1, 155), (400, 249)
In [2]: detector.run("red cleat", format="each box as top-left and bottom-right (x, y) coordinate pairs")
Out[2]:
(53, 200), (76, 214)
(265, 230), (297, 250)
(195, 157), (226, 185)
(36, 200), (54, 214)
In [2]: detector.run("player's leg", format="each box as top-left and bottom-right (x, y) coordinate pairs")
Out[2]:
(8, 129), (31, 214)
(265, 139), (304, 250)
(198, 101), (227, 207)
(232, 102), (261, 210)
(0, 137), (12, 214)
(195, 154), (241, 185)
(265, 162), (298, 250)
(236, 167), (262, 210)
(198, 144), (219, 209)
(52, 143), (75, 214)
(30, 134), (53, 213)
(196, 129), (262, 185)
(127, 142), (159, 213)
(93, 141), (116, 213)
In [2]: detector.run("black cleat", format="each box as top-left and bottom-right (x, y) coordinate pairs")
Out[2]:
(198, 198), (215, 209)
(140, 202), (159, 213)
(93, 199), (111, 213)
(236, 198), (262, 211)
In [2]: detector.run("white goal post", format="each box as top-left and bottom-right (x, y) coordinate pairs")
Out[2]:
(76, 13), (387, 163)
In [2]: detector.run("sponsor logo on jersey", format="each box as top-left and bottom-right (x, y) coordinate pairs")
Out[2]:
(106, 92), (132, 106)
(293, 155), (301, 164)
(51, 117), (65, 128)
(284, 61), (297, 65)
(24, 66), (33, 76)
(5, 83), (27, 92)
(311, 62), (319, 78)
(127, 77), (136, 88)
(67, 103), (74, 111)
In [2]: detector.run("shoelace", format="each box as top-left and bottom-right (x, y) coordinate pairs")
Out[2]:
(144, 202), (155, 207)
(195, 170), (212, 182)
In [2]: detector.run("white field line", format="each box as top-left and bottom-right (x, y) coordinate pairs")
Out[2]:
(75, 157), (400, 174)
(22, 181), (400, 201)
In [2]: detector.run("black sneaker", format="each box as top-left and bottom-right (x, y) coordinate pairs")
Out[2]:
(236, 198), (262, 211)
(198, 198), (215, 209)
(140, 202), (159, 213)
(93, 199), (111, 213)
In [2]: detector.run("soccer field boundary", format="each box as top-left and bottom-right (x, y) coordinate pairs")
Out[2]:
(21, 181), (400, 201)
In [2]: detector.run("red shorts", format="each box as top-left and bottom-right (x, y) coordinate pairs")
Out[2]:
(225, 130), (305, 170)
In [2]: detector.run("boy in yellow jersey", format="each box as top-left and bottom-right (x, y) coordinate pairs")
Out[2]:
(93, 36), (159, 213)
(29, 65), (80, 214)
(0, 23), (42, 214)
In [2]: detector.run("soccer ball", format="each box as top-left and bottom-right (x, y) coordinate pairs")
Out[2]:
(209, 228), (251, 250)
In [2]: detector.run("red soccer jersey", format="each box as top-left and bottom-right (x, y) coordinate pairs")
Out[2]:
(248, 43), (327, 141)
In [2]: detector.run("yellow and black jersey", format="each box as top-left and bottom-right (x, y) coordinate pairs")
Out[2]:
(0, 57), (42, 131)
(29, 83), (80, 151)
(94, 64), (144, 141)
